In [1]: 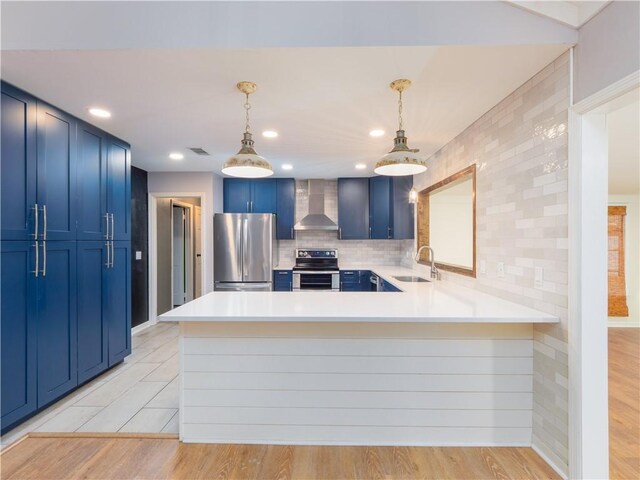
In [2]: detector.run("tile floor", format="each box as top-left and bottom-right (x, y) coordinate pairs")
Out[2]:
(1, 322), (179, 447)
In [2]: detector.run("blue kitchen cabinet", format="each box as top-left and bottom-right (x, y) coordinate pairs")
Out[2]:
(1, 84), (37, 241)
(1, 241), (38, 429)
(379, 278), (401, 292)
(359, 270), (373, 291)
(340, 270), (360, 291)
(37, 241), (78, 407)
(276, 178), (295, 239)
(77, 123), (107, 241)
(251, 179), (277, 214)
(76, 242), (108, 383)
(273, 270), (293, 291)
(369, 176), (414, 240)
(337, 178), (369, 240)
(36, 102), (77, 241)
(107, 137), (131, 241)
(223, 179), (252, 213)
(107, 241), (131, 366)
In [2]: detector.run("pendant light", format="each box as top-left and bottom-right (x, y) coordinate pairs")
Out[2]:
(222, 81), (273, 178)
(374, 79), (427, 176)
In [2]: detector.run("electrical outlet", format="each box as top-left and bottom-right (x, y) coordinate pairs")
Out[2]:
(479, 260), (486, 275)
(135, 251), (142, 260)
(497, 262), (505, 278)
(535, 267), (544, 288)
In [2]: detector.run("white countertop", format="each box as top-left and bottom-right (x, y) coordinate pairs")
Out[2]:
(160, 266), (558, 324)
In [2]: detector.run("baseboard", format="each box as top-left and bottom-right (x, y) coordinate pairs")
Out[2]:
(607, 321), (640, 328)
(531, 443), (568, 480)
(132, 320), (156, 335)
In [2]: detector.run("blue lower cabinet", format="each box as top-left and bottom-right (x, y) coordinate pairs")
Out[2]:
(107, 241), (131, 366)
(1, 241), (38, 429)
(77, 242), (108, 383)
(380, 279), (401, 293)
(340, 270), (360, 291)
(37, 241), (78, 407)
(273, 270), (293, 291)
(359, 270), (373, 291)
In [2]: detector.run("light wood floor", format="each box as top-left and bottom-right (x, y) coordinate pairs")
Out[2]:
(609, 328), (640, 480)
(0, 433), (560, 480)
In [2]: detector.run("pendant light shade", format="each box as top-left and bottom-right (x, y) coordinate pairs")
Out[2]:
(374, 79), (426, 177)
(222, 82), (273, 178)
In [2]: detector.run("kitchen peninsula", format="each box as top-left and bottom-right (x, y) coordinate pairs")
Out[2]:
(160, 266), (558, 446)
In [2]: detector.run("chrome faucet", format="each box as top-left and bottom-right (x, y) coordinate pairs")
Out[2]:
(415, 245), (440, 280)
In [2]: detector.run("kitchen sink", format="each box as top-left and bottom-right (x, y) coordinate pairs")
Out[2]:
(392, 275), (430, 283)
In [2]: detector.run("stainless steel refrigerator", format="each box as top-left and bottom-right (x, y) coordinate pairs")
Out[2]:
(214, 213), (278, 291)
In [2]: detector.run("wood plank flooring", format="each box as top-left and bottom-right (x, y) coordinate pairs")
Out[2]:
(609, 328), (640, 480)
(0, 434), (560, 480)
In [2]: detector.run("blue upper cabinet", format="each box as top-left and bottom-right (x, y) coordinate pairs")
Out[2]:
(369, 176), (414, 240)
(77, 122), (107, 240)
(36, 101), (77, 241)
(251, 179), (277, 213)
(223, 178), (252, 213)
(338, 178), (369, 240)
(276, 178), (295, 239)
(107, 136), (131, 241)
(1, 84), (37, 241)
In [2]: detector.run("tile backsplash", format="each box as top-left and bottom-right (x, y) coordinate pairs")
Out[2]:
(277, 180), (413, 266)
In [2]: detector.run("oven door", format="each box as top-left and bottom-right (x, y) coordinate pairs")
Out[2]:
(293, 271), (340, 291)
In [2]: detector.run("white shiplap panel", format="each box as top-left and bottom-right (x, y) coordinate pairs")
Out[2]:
(183, 355), (533, 374)
(183, 372), (532, 392)
(182, 322), (533, 339)
(183, 338), (533, 357)
(182, 406), (532, 427)
(181, 423), (532, 446)
(184, 389), (533, 410)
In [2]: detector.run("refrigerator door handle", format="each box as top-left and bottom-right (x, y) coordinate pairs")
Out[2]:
(242, 217), (248, 279)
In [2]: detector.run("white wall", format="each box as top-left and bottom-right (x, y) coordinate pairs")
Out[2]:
(148, 172), (223, 294)
(574, 1), (640, 103)
(608, 195), (640, 327)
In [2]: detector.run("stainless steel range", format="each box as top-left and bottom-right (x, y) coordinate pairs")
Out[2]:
(292, 249), (340, 291)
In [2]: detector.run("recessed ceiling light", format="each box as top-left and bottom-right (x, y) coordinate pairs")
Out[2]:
(169, 152), (184, 160)
(355, 163), (367, 170)
(369, 129), (385, 137)
(282, 164), (293, 170)
(88, 107), (111, 118)
(262, 130), (278, 138)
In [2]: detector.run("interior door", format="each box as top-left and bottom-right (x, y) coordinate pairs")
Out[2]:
(172, 205), (186, 306)
(194, 206), (202, 298)
(243, 214), (272, 282)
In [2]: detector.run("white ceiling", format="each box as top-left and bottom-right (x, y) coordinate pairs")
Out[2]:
(2, 45), (567, 177)
(506, 1), (611, 28)
(608, 89), (640, 195)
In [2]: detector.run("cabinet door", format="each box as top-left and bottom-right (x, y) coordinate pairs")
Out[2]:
(223, 179), (251, 213)
(37, 241), (77, 407)
(77, 242), (108, 383)
(337, 178), (369, 240)
(36, 102), (77, 241)
(1, 241), (37, 428)
(391, 176), (415, 239)
(369, 176), (391, 239)
(77, 123), (107, 240)
(273, 270), (292, 291)
(1, 83), (37, 241)
(107, 137), (131, 241)
(251, 179), (277, 213)
(106, 241), (131, 366)
(276, 179), (295, 239)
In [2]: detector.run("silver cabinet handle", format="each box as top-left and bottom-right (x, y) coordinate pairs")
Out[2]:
(110, 213), (114, 240)
(278, 271), (289, 275)
(105, 241), (111, 268)
(369, 227), (372, 239)
(41, 241), (46, 276)
(104, 213), (110, 239)
(291, 227), (294, 239)
(32, 241), (39, 277)
(110, 241), (115, 268)
(32, 204), (39, 239)
(246, 201), (250, 213)
(388, 226), (391, 239)
(42, 205), (47, 240)
(338, 227), (342, 240)
(250, 201), (253, 212)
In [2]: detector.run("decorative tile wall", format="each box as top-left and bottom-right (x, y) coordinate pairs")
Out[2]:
(277, 180), (413, 267)
(406, 52), (570, 475)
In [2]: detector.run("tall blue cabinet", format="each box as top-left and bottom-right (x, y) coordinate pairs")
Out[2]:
(0, 81), (131, 432)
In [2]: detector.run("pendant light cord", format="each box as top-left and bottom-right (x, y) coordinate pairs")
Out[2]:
(244, 93), (252, 134)
(398, 89), (403, 131)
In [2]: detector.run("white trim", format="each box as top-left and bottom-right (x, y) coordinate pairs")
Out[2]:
(131, 321), (155, 336)
(568, 68), (640, 480)
(607, 321), (640, 328)
(149, 192), (206, 323)
(532, 443), (569, 480)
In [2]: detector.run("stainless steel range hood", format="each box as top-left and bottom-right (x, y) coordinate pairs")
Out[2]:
(293, 179), (339, 231)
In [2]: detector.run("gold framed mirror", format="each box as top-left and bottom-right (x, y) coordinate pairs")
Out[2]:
(417, 164), (476, 277)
